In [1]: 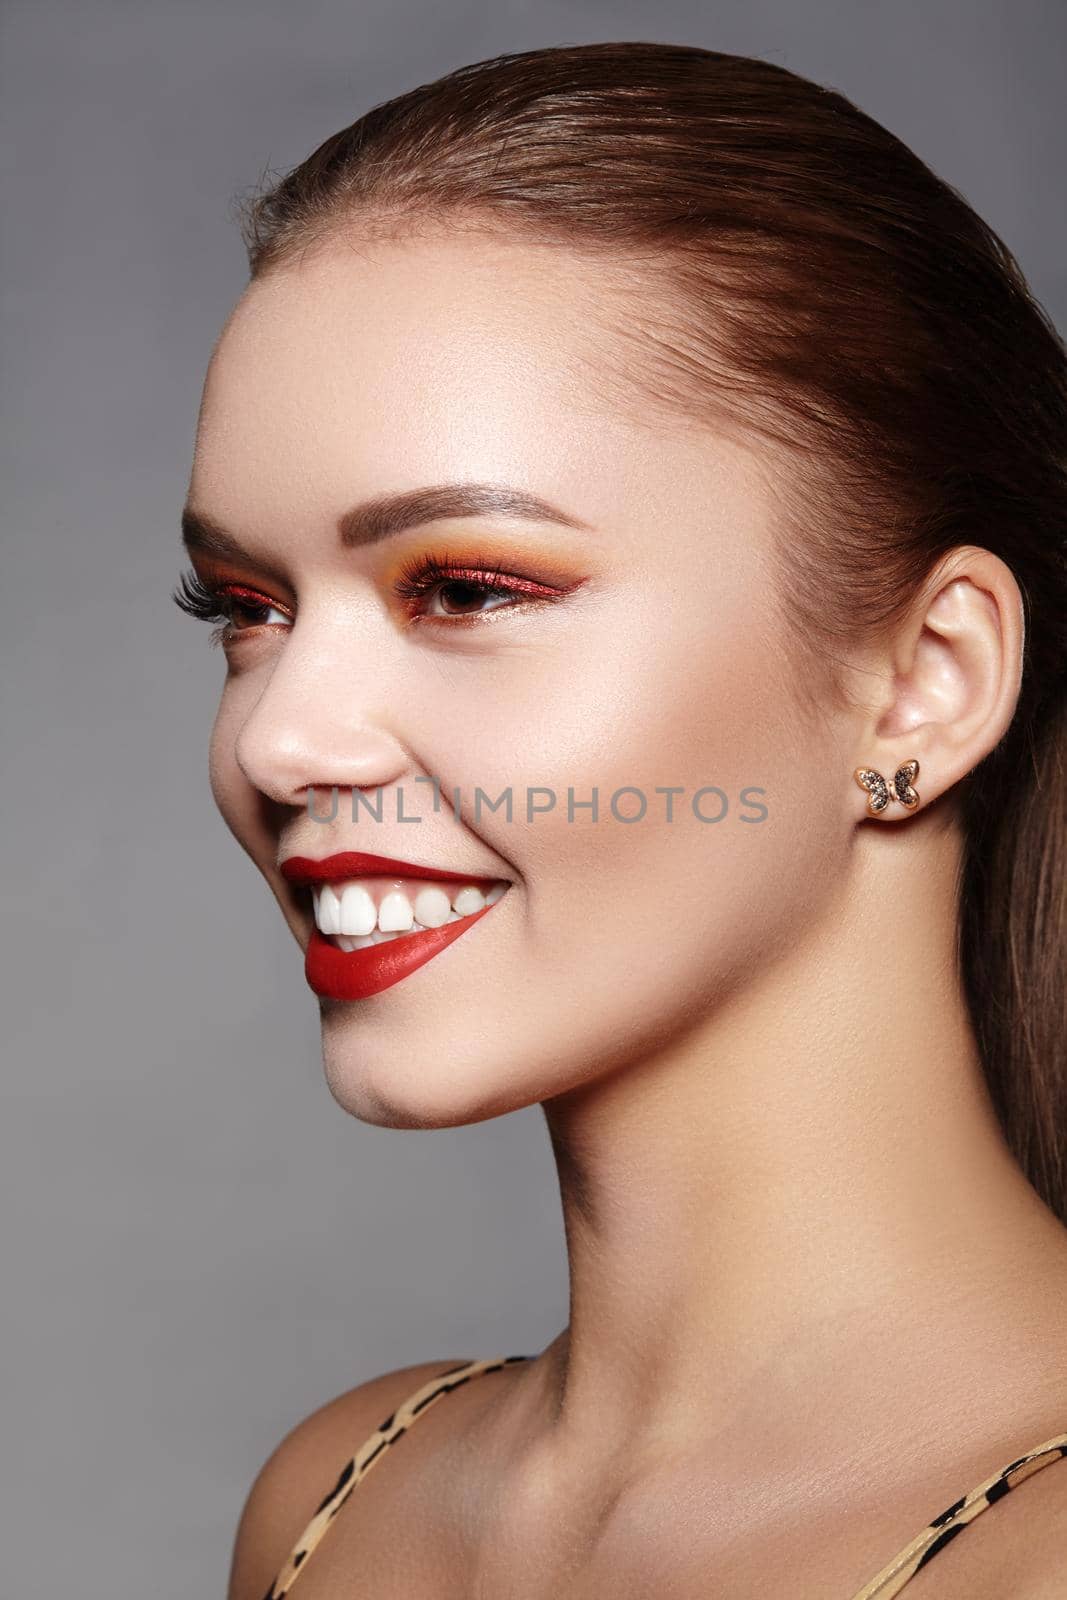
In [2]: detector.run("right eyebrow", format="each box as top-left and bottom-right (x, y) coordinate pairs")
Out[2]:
(181, 480), (595, 570)
(336, 481), (595, 548)
(180, 508), (286, 578)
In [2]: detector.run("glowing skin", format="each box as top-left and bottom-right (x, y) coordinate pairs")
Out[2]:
(184, 231), (1067, 1590)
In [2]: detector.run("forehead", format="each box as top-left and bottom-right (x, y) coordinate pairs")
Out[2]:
(197, 234), (616, 464)
(189, 229), (774, 559)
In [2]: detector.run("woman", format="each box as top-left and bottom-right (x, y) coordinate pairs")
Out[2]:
(175, 41), (1067, 1599)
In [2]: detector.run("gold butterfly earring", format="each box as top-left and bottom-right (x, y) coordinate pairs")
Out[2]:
(853, 758), (921, 816)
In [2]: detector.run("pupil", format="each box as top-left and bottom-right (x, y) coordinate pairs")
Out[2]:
(440, 580), (485, 614)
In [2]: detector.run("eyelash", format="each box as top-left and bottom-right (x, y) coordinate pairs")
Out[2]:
(171, 549), (570, 646)
(391, 548), (568, 619)
(171, 570), (291, 648)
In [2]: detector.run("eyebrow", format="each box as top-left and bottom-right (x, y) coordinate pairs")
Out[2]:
(181, 481), (593, 566)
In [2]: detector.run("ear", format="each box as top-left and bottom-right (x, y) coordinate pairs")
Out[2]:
(850, 546), (1025, 820)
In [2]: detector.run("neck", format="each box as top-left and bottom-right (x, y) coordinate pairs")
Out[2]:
(532, 816), (1067, 1491)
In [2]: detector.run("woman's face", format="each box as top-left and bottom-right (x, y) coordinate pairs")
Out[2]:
(185, 230), (850, 1125)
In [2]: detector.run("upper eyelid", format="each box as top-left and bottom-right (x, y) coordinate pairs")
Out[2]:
(201, 584), (294, 636)
(217, 582), (292, 606)
(192, 540), (576, 588)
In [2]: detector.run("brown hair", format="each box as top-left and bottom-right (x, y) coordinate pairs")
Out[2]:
(235, 41), (1067, 1219)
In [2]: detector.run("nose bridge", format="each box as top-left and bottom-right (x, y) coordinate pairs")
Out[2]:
(233, 625), (410, 808)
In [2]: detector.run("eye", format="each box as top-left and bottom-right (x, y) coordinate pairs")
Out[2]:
(391, 548), (578, 624)
(172, 568), (293, 647)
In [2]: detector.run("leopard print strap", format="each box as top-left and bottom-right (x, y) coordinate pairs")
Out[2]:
(849, 1432), (1067, 1598)
(261, 1354), (533, 1600)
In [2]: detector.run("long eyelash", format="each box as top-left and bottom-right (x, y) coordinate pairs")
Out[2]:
(172, 567), (228, 623)
(172, 567), (289, 648)
(171, 567), (236, 648)
(391, 547), (560, 606)
(172, 551), (571, 644)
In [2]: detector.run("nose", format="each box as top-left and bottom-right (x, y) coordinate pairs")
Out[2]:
(232, 648), (411, 812)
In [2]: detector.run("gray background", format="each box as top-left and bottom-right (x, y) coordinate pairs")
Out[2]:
(1, 2), (1063, 1595)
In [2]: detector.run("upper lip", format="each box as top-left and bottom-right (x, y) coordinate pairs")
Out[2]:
(279, 850), (508, 888)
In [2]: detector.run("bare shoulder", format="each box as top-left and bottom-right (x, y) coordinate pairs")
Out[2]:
(921, 1440), (1067, 1600)
(226, 1357), (472, 1600)
(1001, 1452), (1067, 1598)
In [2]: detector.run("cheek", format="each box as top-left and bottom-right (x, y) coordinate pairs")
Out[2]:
(407, 580), (807, 882)
(549, 657), (826, 961)
(408, 585), (841, 1014)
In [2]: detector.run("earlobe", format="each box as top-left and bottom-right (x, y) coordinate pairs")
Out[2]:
(853, 758), (921, 817)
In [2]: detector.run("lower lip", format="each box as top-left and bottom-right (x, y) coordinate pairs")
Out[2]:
(304, 904), (496, 1001)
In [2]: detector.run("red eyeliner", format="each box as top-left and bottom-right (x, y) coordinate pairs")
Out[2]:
(390, 546), (587, 613)
(217, 582), (291, 610)
(404, 567), (559, 594)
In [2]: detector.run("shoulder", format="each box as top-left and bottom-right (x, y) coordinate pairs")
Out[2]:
(933, 1439), (1067, 1600)
(1001, 1451), (1067, 1598)
(226, 1358), (472, 1600)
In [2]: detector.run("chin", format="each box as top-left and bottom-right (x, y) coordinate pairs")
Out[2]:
(317, 1013), (546, 1130)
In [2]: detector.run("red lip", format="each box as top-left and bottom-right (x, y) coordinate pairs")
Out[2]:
(304, 910), (494, 1001)
(280, 851), (504, 888)
(279, 851), (507, 1001)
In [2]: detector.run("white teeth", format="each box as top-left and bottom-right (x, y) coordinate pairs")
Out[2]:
(413, 886), (452, 928)
(339, 883), (377, 937)
(311, 875), (511, 941)
(452, 885), (486, 916)
(378, 890), (414, 932)
(318, 885), (341, 935)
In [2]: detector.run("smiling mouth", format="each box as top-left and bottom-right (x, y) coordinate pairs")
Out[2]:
(278, 852), (514, 1000)
(310, 874), (510, 951)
